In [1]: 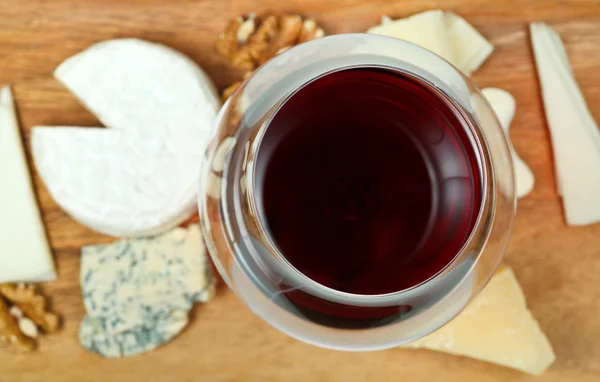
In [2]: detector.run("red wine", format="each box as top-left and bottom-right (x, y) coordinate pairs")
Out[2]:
(254, 68), (482, 324)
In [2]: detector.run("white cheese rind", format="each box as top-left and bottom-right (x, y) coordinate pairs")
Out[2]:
(406, 267), (555, 375)
(55, 38), (220, 136)
(32, 126), (199, 237)
(0, 86), (57, 282)
(34, 39), (221, 236)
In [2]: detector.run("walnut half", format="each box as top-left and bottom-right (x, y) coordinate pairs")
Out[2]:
(216, 13), (326, 101)
(0, 283), (61, 352)
(0, 296), (35, 352)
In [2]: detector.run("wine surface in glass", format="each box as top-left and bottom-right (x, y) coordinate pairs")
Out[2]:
(254, 67), (482, 324)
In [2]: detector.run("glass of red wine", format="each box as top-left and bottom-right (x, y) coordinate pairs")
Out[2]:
(199, 34), (515, 350)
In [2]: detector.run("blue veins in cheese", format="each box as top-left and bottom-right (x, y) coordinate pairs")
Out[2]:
(80, 309), (189, 358)
(79, 224), (214, 358)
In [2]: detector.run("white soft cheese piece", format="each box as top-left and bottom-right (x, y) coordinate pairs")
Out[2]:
(33, 39), (221, 236)
(0, 86), (57, 282)
(367, 11), (493, 76)
(55, 39), (221, 136)
(531, 22), (600, 226)
(482, 88), (535, 198)
(406, 267), (555, 375)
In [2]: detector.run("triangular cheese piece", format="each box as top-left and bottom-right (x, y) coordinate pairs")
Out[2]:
(0, 86), (56, 282)
(367, 11), (493, 76)
(446, 12), (494, 76)
(406, 267), (555, 375)
(367, 10), (455, 64)
(531, 22), (600, 225)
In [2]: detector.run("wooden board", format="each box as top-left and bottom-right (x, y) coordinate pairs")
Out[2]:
(2, 0), (600, 380)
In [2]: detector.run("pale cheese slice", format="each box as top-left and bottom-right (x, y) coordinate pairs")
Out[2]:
(367, 10), (456, 65)
(446, 12), (494, 76)
(482, 87), (535, 198)
(0, 86), (57, 282)
(367, 11), (493, 76)
(531, 22), (600, 225)
(406, 267), (555, 375)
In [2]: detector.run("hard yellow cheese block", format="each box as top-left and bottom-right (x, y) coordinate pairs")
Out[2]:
(406, 267), (555, 375)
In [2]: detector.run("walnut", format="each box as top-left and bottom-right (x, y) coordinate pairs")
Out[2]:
(299, 19), (325, 43)
(216, 17), (243, 58)
(217, 13), (325, 100)
(236, 13), (256, 44)
(0, 284), (60, 334)
(257, 14), (303, 65)
(0, 296), (35, 352)
(221, 81), (242, 103)
(246, 15), (278, 63)
(0, 283), (61, 352)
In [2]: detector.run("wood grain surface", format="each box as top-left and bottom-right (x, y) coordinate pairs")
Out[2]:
(2, 0), (600, 380)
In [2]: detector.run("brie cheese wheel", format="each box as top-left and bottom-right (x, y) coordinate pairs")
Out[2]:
(32, 39), (221, 236)
(0, 86), (57, 282)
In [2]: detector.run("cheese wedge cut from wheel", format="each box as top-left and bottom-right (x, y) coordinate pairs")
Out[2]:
(367, 11), (493, 76)
(406, 267), (555, 375)
(482, 88), (535, 198)
(0, 86), (57, 282)
(32, 39), (220, 237)
(531, 23), (600, 226)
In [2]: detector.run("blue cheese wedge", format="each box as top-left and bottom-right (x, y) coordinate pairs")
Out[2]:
(79, 224), (214, 357)
(81, 224), (213, 318)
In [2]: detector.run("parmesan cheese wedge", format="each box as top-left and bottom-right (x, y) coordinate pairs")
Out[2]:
(406, 267), (555, 375)
(482, 88), (535, 198)
(531, 22), (600, 225)
(367, 11), (493, 76)
(32, 39), (221, 236)
(0, 86), (57, 282)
